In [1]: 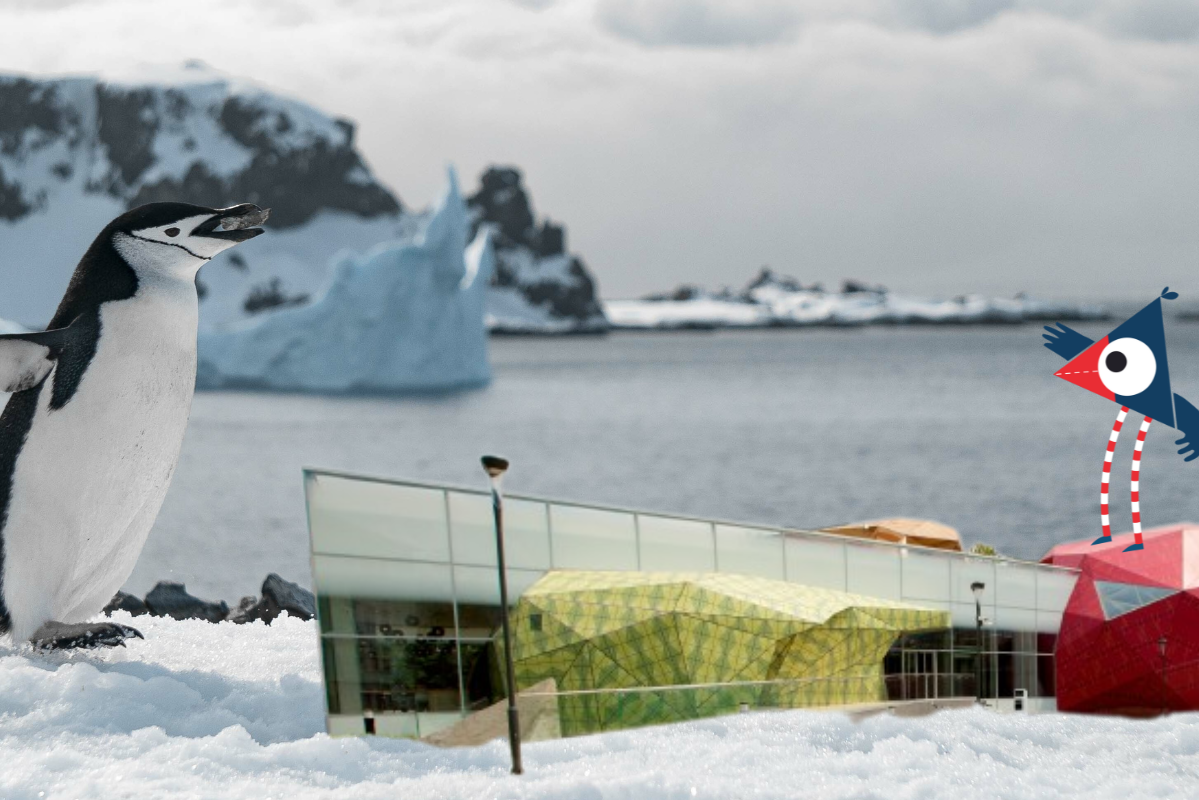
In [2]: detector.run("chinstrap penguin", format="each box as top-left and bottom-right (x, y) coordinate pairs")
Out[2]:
(0, 202), (268, 649)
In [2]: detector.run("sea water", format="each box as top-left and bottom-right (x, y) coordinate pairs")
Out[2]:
(135, 323), (1199, 601)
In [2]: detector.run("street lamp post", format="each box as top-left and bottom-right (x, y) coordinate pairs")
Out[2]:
(1158, 636), (1168, 718)
(971, 581), (985, 704)
(482, 455), (522, 776)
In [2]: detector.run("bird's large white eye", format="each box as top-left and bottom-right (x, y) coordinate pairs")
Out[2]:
(1099, 337), (1156, 396)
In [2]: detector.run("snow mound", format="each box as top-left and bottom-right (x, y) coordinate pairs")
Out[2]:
(2, 613), (1198, 798)
(196, 168), (491, 394)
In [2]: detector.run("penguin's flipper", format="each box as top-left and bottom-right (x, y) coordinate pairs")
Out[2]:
(0, 324), (75, 393)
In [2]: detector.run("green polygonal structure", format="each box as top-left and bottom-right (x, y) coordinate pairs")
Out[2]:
(500, 571), (949, 735)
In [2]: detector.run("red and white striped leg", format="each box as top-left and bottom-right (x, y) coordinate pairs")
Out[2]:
(1094, 406), (1128, 545)
(1124, 416), (1152, 552)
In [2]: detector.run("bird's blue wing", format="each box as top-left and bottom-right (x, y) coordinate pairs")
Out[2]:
(1173, 394), (1199, 462)
(1043, 323), (1094, 361)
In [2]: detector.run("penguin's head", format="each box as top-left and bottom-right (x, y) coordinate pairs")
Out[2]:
(108, 202), (270, 280)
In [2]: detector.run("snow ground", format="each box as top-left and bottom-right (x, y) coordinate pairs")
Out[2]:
(2, 614), (1198, 799)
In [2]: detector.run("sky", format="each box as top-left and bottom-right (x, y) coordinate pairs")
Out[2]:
(1, 0), (1199, 301)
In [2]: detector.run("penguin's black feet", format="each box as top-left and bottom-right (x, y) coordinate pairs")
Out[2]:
(31, 621), (144, 650)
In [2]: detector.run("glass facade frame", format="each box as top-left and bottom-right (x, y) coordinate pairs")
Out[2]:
(305, 469), (1081, 736)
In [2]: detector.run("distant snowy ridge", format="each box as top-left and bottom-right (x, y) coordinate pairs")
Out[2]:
(607, 270), (1109, 330)
(197, 168), (491, 394)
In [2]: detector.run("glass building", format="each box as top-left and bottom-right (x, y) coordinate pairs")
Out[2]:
(304, 468), (1079, 738)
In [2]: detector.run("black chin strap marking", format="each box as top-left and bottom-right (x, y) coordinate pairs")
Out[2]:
(126, 231), (212, 262)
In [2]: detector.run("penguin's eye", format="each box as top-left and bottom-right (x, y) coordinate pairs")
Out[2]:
(164, 227), (180, 238)
(1099, 337), (1157, 396)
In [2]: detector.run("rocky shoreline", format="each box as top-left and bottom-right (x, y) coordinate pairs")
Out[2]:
(104, 573), (315, 625)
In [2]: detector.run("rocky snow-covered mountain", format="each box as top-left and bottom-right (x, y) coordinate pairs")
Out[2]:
(0, 65), (604, 335)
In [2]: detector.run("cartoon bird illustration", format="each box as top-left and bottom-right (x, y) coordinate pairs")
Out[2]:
(1044, 288), (1199, 552)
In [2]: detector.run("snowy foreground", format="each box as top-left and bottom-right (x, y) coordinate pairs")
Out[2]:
(1, 614), (1197, 799)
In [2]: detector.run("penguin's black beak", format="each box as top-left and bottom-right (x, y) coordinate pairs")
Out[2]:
(193, 204), (270, 242)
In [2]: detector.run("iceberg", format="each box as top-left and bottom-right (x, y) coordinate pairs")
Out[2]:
(196, 168), (492, 394)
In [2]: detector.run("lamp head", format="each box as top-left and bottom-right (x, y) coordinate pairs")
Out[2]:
(1159, 636), (1168, 656)
(481, 455), (510, 490)
(971, 581), (985, 599)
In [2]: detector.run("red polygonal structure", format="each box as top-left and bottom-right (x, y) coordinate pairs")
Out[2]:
(1042, 523), (1199, 715)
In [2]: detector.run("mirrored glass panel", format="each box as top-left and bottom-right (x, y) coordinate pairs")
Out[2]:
(1036, 569), (1079, 613)
(452, 565), (546, 607)
(846, 544), (901, 600)
(784, 535), (846, 591)
(900, 549), (950, 603)
(308, 474), (449, 563)
(993, 605), (1037, 631)
(447, 492), (552, 569)
(318, 594), (455, 637)
(313, 555), (454, 603)
(637, 515), (715, 571)
(320, 636), (461, 729)
(454, 566), (548, 640)
(715, 525), (785, 580)
(548, 505), (638, 570)
(1036, 611), (1062, 635)
(995, 562), (1038, 610)
(950, 602), (987, 629)
(950, 557), (997, 607)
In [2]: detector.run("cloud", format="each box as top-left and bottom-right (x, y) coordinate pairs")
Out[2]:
(595, 0), (802, 47)
(1, 0), (1199, 302)
(1093, 0), (1199, 42)
(507, 0), (557, 10)
(895, 0), (1017, 33)
(593, 0), (1199, 47)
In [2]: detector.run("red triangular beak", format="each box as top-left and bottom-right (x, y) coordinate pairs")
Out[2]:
(1055, 335), (1116, 401)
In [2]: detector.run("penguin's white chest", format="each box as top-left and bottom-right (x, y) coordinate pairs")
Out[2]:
(1, 285), (198, 638)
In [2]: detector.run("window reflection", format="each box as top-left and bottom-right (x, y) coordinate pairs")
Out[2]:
(883, 626), (1056, 702)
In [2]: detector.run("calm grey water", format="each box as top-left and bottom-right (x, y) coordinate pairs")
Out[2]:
(134, 324), (1199, 601)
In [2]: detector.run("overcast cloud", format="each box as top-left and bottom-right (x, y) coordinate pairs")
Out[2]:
(1, 0), (1198, 300)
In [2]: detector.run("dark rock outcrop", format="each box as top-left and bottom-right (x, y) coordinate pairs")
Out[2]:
(262, 573), (316, 620)
(104, 575), (315, 626)
(144, 581), (229, 623)
(230, 573), (316, 625)
(228, 595), (261, 624)
(467, 166), (607, 331)
(102, 591), (148, 617)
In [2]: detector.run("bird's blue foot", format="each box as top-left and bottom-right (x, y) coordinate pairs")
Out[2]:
(1091, 535), (1112, 545)
(1123, 543), (1145, 552)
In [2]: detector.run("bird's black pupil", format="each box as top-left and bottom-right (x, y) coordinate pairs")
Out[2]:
(165, 227), (180, 237)
(1106, 351), (1128, 372)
